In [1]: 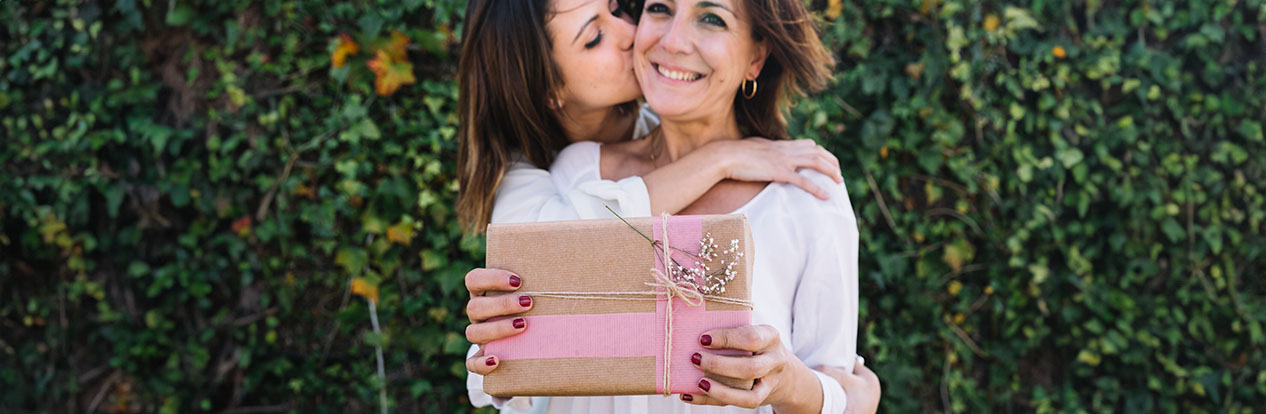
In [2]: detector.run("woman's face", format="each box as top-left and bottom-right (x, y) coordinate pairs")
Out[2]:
(547, 0), (641, 111)
(633, 0), (767, 120)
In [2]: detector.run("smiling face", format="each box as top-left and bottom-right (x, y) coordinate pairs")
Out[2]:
(633, 0), (767, 121)
(546, 0), (642, 111)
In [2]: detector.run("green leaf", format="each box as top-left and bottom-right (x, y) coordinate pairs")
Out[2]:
(166, 5), (195, 26)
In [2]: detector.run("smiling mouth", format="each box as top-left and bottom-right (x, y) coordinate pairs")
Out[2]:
(654, 63), (703, 82)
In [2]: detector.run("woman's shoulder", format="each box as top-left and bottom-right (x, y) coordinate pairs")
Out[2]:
(762, 170), (856, 223)
(549, 141), (603, 189)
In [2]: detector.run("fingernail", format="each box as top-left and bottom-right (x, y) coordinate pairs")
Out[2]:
(698, 379), (711, 392)
(681, 394), (694, 402)
(700, 334), (712, 346)
(509, 275), (521, 287)
(513, 318), (526, 329)
(691, 352), (702, 366)
(519, 296), (532, 307)
(485, 356), (496, 366)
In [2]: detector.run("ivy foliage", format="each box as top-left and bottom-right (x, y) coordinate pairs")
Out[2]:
(2, 0), (1264, 413)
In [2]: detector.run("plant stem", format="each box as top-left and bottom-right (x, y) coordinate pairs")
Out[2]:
(368, 299), (387, 414)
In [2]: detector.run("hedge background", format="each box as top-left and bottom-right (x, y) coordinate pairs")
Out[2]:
(2, 0), (1264, 412)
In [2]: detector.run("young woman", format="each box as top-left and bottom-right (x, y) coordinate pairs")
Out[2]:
(456, 0), (879, 412)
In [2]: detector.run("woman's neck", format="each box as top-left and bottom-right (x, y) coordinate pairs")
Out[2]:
(654, 112), (743, 162)
(558, 103), (637, 145)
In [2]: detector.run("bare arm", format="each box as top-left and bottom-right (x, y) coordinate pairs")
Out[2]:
(642, 138), (844, 215)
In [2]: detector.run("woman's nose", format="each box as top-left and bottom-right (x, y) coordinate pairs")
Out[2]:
(658, 15), (691, 55)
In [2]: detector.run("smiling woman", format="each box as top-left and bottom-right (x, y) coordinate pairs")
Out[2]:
(544, 0), (855, 411)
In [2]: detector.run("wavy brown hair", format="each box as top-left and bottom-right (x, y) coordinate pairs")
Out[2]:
(456, 0), (570, 234)
(733, 0), (835, 140)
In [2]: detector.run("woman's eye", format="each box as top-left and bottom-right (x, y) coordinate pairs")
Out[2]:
(645, 3), (669, 15)
(585, 31), (604, 49)
(701, 13), (726, 27)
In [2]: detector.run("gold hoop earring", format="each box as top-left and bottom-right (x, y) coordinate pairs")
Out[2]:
(742, 79), (758, 99)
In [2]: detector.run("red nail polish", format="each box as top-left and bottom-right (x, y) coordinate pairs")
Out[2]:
(698, 379), (711, 392)
(509, 275), (521, 287)
(681, 394), (693, 402)
(700, 334), (712, 346)
(691, 352), (702, 365)
(485, 357), (496, 366)
(513, 318), (526, 329)
(519, 296), (532, 307)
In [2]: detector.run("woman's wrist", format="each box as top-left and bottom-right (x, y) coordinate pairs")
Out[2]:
(770, 361), (824, 414)
(697, 139), (739, 182)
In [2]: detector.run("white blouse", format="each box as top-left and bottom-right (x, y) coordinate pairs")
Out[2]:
(467, 124), (858, 413)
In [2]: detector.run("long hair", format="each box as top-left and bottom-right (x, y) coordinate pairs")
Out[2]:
(456, 0), (570, 234)
(734, 0), (834, 140)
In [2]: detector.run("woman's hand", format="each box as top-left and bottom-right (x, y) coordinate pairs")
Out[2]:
(817, 357), (881, 414)
(678, 325), (824, 413)
(712, 138), (843, 200)
(462, 268), (532, 375)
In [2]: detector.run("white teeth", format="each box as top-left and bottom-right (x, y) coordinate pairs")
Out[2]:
(656, 64), (700, 81)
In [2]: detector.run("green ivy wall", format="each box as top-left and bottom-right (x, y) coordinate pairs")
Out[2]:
(2, 0), (1264, 413)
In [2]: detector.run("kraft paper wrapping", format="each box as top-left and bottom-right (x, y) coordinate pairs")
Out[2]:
(483, 214), (755, 397)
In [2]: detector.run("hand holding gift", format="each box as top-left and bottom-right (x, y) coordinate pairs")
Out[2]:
(463, 268), (531, 375)
(680, 325), (826, 413)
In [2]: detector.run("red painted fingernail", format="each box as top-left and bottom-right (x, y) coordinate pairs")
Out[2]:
(485, 357), (496, 366)
(698, 379), (711, 392)
(700, 334), (712, 346)
(681, 394), (693, 402)
(509, 275), (521, 287)
(519, 296), (532, 307)
(513, 318), (526, 329)
(691, 352), (702, 365)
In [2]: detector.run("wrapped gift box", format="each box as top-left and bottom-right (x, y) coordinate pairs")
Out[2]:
(483, 214), (755, 396)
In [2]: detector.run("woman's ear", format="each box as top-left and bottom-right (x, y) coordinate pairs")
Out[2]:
(746, 41), (769, 81)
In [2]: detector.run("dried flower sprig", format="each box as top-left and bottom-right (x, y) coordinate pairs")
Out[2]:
(605, 206), (741, 295)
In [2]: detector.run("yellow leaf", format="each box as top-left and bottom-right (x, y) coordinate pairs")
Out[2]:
(943, 239), (975, 273)
(1052, 46), (1067, 58)
(386, 30), (410, 61)
(366, 49), (416, 96)
(983, 14), (1000, 32)
(825, 0), (843, 19)
(331, 33), (359, 68)
(350, 277), (379, 304)
(947, 280), (963, 296)
(920, 0), (938, 14)
(386, 221), (414, 246)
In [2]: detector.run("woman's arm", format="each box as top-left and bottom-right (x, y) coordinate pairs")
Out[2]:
(642, 138), (842, 215)
(492, 139), (843, 223)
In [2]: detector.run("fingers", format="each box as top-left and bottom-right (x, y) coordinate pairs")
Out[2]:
(466, 294), (533, 323)
(786, 171), (830, 200)
(701, 325), (780, 353)
(685, 377), (773, 409)
(465, 350), (501, 375)
(465, 316), (528, 344)
(694, 351), (778, 380)
(465, 268), (521, 297)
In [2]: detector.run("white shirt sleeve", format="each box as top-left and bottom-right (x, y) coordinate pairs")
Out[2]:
(790, 172), (859, 414)
(466, 344), (535, 411)
(491, 145), (651, 224)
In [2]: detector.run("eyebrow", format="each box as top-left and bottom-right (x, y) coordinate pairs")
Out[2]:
(697, 1), (734, 16)
(572, 15), (600, 45)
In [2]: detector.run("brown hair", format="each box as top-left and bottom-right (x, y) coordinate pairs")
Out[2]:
(456, 0), (570, 234)
(734, 0), (835, 140)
